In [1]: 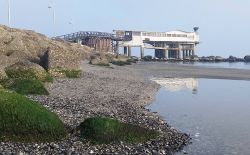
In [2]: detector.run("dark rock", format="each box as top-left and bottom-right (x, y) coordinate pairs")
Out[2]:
(244, 55), (250, 62)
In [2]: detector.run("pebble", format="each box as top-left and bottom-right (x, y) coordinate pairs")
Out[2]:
(0, 63), (190, 155)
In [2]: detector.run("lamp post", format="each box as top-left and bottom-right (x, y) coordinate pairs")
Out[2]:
(7, 0), (11, 26)
(48, 0), (55, 36)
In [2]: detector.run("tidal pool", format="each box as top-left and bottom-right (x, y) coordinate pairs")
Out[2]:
(148, 78), (250, 155)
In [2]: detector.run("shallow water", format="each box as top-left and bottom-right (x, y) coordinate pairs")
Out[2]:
(179, 62), (250, 70)
(148, 78), (250, 155)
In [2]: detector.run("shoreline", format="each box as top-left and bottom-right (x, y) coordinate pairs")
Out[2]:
(1, 62), (249, 154)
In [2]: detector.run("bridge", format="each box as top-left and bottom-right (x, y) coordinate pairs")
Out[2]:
(55, 31), (122, 53)
(56, 28), (200, 59)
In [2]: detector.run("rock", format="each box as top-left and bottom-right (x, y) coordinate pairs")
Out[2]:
(190, 55), (199, 61)
(215, 56), (224, 62)
(0, 68), (8, 80)
(0, 24), (92, 71)
(4, 61), (50, 81)
(143, 55), (153, 61)
(244, 55), (250, 62)
(228, 55), (237, 62)
(207, 56), (215, 61)
(89, 53), (110, 66)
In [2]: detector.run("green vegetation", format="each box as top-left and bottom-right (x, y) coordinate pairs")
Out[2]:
(111, 60), (132, 66)
(5, 67), (53, 83)
(0, 78), (49, 95)
(58, 70), (82, 78)
(92, 63), (110, 67)
(79, 117), (159, 144)
(0, 89), (66, 142)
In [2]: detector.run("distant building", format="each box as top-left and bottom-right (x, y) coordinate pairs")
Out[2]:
(114, 28), (200, 59)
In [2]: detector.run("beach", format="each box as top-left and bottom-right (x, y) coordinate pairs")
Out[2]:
(1, 61), (250, 154)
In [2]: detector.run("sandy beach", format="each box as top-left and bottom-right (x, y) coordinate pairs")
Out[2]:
(1, 61), (250, 155)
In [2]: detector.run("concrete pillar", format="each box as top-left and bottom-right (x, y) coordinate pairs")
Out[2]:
(189, 50), (192, 57)
(165, 50), (169, 59)
(124, 46), (128, 56)
(77, 39), (82, 44)
(128, 46), (132, 57)
(155, 50), (159, 58)
(115, 42), (119, 54)
(178, 50), (181, 59)
(140, 46), (144, 58)
(185, 50), (188, 58)
(192, 50), (195, 56)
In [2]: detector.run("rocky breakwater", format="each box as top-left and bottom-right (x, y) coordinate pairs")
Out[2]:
(0, 25), (92, 77)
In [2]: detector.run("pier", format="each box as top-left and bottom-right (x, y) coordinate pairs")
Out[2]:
(56, 27), (200, 59)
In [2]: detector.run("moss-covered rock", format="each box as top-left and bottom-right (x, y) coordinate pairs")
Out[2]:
(0, 78), (49, 95)
(0, 89), (66, 142)
(111, 59), (132, 66)
(79, 117), (159, 144)
(5, 61), (53, 82)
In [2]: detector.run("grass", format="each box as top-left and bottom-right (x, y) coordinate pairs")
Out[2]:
(0, 78), (49, 95)
(0, 89), (66, 142)
(79, 117), (159, 144)
(111, 60), (132, 66)
(5, 69), (53, 83)
(58, 70), (82, 78)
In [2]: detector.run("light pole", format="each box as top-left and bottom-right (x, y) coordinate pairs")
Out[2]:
(7, 0), (11, 26)
(48, 0), (55, 36)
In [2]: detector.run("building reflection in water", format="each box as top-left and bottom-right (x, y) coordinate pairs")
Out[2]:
(151, 78), (198, 94)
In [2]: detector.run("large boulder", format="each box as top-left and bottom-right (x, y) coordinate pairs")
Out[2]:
(0, 89), (66, 142)
(5, 61), (51, 82)
(244, 55), (250, 62)
(0, 25), (92, 72)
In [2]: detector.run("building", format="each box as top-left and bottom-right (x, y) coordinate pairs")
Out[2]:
(114, 27), (200, 59)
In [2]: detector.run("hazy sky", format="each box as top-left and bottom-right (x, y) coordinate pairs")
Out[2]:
(0, 0), (250, 57)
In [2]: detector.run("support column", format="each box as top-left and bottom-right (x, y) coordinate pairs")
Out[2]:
(140, 46), (144, 58)
(128, 46), (132, 57)
(189, 50), (192, 57)
(185, 50), (188, 58)
(124, 46), (128, 56)
(115, 41), (119, 54)
(192, 50), (195, 56)
(177, 50), (181, 59)
(77, 39), (82, 45)
(165, 50), (169, 59)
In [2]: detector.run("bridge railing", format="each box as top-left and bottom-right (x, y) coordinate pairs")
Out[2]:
(55, 31), (123, 41)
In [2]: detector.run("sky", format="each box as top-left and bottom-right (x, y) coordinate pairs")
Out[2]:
(0, 0), (250, 57)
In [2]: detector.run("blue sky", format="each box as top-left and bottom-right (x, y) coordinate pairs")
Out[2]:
(0, 0), (250, 57)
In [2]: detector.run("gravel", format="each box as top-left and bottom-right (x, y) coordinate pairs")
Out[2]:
(0, 62), (190, 155)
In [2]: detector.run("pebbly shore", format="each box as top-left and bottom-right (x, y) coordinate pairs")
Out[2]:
(0, 61), (190, 155)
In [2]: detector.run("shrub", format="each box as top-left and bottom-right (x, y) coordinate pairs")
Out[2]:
(0, 89), (66, 142)
(79, 117), (159, 144)
(0, 78), (49, 95)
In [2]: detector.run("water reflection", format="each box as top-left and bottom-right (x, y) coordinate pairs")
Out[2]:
(148, 78), (250, 155)
(151, 78), (198, 94)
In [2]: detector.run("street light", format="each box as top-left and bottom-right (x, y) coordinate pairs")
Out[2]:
(7, 0), (11, 26)
(48, 0), (55, 36)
